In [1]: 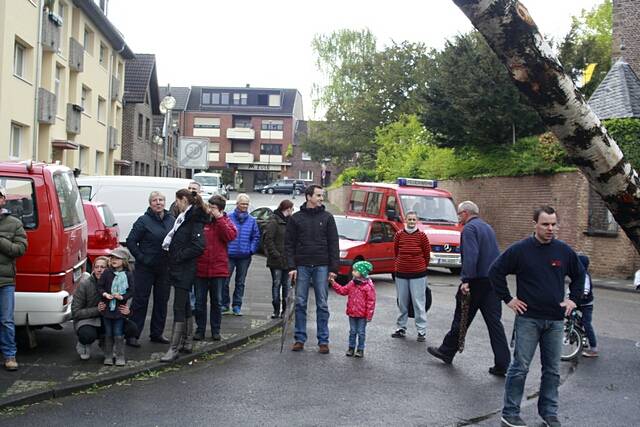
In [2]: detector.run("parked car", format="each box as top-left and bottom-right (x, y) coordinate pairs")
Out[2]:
(334, 215), (399, 285)
(260, 179), (306, 195)
(193, 172), (228, 198)
(249, 206), (279, 253)
(83, 200), (119, 272)
(0, 161), (87, 346)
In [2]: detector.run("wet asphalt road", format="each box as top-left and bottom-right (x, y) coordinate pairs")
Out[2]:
(3, 267), (638, 427)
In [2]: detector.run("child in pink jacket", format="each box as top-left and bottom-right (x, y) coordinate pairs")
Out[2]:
(330, 260), (376, 358)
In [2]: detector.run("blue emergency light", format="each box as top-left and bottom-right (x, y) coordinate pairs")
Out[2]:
(397, 177), (438, 188)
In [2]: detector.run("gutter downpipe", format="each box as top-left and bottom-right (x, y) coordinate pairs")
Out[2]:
(32, 0), (44, 161)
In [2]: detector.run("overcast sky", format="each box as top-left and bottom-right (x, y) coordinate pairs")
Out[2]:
(108, 0), (603, 119)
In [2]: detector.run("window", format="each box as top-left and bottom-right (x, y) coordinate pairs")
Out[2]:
(97, 96), (106, 123)
(0, 177), (38, 229)
(145, 118), (150, 141)
(260, 144), (282, 155)
(301, 152), (312, 161)
(379, 222), (396, 242)
(257, 94), (268, 106)
(10, 123), (23, 159)
(399, 195), (458, 223)
(57, 1), (67, 54)
(202, 92), (210, 104)
(53, 171), (84, 228)
(99, 43), (107, 66)
(145, 164), (150, 176)
(298, 170), (314, 181)
(79, 146), (89, 171)
(97, 204), (117, 228)
(233, 117), (252, 128)
(95, 151), (104, 174)
(55, 65), (63, 114)
(269, 94), (281, 107)
(349, 190), (367, 212)
(211, 93), (220, 104)
(587, 187), (619, 235)
(83, 26), (94, 54)
(365, 192), (383, 215)
(233, 93), (247, 105)
(194, 117), (220, 129)
(137, 114), (143, 138)
(14, 41), (25, 77)
(221, 93), (229, 104)
(81, 86), (92, 115)
(261, 120), (283, 131)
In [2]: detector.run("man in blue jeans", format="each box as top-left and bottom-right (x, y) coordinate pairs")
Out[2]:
(0, 187), (28, 371)
(489, 206), (584, 427)
(285, 185), (339, 354)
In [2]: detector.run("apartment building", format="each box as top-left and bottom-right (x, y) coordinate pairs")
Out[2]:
(183, 86), (304, 191)
(0, 0), (133, 175)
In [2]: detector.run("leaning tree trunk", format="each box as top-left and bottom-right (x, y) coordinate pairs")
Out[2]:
(451, 0), (640, 253)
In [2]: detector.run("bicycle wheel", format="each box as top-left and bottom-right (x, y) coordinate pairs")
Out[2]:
(561, 328), (583, 361)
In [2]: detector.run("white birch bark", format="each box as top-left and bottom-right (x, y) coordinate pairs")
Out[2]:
(452, 0), (640, 251)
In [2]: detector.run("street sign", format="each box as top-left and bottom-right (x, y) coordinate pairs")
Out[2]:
(178, 137), (208, 169)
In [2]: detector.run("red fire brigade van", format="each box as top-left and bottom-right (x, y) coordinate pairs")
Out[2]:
(346, 178), (462, 273)
(0, 161), (87, 345)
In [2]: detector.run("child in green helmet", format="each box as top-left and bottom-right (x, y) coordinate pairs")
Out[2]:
(329, 260), (377, 358)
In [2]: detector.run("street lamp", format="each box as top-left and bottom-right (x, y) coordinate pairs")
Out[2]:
(160, 90), (176, 177)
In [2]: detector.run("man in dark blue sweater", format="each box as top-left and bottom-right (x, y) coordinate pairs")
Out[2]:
(490, 206), (584, 427)
(427, 201), (510, 376)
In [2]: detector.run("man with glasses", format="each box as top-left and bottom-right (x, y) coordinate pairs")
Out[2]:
(427, 201), (510, 377)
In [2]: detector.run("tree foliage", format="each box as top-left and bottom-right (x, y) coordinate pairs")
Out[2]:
(604, 118), (640, 171)
(558, 0), (612, 97)
(375, 115), (432, 181)
(307, 29), (433, 166)
(418, 32), (544, 149)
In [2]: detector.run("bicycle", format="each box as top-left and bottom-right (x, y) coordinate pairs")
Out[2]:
(561, 308), (588, 361)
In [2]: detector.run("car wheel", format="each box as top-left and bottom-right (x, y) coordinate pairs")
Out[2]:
(261, 189), (266, 194)
(267, 188), (274, 194)
(295, 189), (301, 195)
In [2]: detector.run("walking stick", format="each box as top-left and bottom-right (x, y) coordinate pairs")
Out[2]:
(457, 291), (471, 353)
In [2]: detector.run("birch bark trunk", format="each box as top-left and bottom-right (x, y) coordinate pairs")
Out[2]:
(452, 0), (640, 252)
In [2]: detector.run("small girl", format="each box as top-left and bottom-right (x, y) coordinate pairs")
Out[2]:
(98, 247), (134, 366)
(330, 260), (376, 358)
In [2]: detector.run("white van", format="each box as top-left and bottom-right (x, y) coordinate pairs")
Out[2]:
(77, 176), (193, 242)
(193, 172), (228, 198)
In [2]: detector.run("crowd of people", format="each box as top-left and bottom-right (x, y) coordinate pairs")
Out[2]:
(0, 181), (618, 427)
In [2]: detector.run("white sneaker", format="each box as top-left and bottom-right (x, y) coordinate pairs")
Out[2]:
(76, 342), (90, 360)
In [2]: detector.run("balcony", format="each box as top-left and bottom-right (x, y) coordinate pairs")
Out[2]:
(66, 103), (82, 134)
(225, 152), (254, 164)
(41, 11), (62, 52)
(226, 127), (255, 140)
(208, 152), (220, 162)
(38, 88), (57, 124)
(260, 130), (283, 140)
(69, 38), (84, 72)
(259, 155), (283, 163)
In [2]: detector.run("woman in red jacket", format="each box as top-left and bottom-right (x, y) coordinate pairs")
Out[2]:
(194, 196), (238, 341)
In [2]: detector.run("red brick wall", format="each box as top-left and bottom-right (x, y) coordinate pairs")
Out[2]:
(327, 172), (640, 278)
(613, 0), (640, 74)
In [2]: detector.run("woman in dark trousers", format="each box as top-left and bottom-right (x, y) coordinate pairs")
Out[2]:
(194, 195), (237, 341)
(161, 189), (208, 362)
(125, 191), (175, 347)
(263, 199), (294, 318)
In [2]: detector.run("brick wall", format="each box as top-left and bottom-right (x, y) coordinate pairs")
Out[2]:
(327, 172), (640, 278)
(613, 0), (640, 73)
(121, 102), (161, 176)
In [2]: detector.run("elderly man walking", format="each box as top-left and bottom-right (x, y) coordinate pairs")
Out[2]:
(0, 187), (28, 371)
(286, 185), (339, 354)
(427, 201), (510, 376)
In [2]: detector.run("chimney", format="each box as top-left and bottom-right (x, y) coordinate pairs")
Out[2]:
(246, 83), (250, 88)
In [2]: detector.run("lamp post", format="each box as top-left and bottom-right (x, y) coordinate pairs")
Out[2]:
(159, 89), (176, 177)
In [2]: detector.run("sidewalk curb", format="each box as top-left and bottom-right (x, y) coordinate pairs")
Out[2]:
(0, 319), (283, 411)
(592, 282), (638, 294)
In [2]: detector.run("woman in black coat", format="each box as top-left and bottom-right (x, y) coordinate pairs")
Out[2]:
(161, 188), (208, 362)
(263, 199), (294, 318)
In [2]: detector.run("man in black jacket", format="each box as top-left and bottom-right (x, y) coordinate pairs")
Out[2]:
(427, 201), (510, 376)
(125, 191), (175, 346)
(285, 185), (339, 354)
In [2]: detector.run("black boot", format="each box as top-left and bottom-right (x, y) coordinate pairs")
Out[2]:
(180, 317), (194, 354)
(161, 322), (185, 362)
(271, 302), (280, 319)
